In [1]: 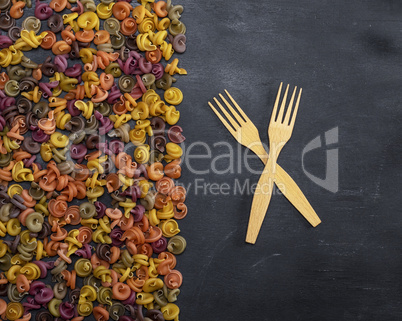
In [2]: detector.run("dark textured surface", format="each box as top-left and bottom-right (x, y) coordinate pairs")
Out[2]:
(177, 0), (402, 320)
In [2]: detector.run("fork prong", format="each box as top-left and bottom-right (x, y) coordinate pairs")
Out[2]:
(213, 97), (240, 130)
(276, 84), (289, 123)
(224, 90), (251, 123)
(208, 101), (237, 137)
(289, 88), (302, 128)
(270, 82), (283, 124)
(283, 86), (297, 125)
(219, 93), (245, 125)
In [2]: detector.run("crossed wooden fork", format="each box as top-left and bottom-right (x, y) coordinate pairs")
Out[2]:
(208, 83), (321, 244)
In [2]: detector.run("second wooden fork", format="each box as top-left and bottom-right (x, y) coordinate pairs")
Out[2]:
(246, 83), (302, 243)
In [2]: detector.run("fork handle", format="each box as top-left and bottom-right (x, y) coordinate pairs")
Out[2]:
(275, 167), (321, 227)
(246, 158), (276, 244)
(249, 143), (321, 228)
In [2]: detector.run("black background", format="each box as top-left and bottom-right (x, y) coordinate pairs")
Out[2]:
(177, 0), (402, 320)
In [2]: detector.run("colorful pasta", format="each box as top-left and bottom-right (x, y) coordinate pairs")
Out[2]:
(0, 0), (187, 320)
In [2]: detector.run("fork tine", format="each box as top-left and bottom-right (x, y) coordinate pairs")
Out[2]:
(219, 93), (245, 125)
(224, 90), (250, 123)
(290, 88), (302, 128)
(276, 84), (289, 123)
(213, 97), (240, 130)
(208, 101), (237, 137)
(270, 82), (283, 124)
(283, 86), (297, 125)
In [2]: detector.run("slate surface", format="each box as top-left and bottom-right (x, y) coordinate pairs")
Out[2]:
(177, 0), (402, 320)
(5, 1), (402, 320)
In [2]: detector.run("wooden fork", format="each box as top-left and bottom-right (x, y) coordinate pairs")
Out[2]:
(246, 83), (302, 243)
(208, 86), (321, 242)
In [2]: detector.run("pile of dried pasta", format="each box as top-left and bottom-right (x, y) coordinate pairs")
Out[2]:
(0, 0), (187, 320)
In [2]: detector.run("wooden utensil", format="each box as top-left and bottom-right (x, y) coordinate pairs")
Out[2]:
(246, 83), (302, 243)
(208, 85), (320, 242)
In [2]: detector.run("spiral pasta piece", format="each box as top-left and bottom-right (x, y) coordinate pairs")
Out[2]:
(164, 87), (183, 105)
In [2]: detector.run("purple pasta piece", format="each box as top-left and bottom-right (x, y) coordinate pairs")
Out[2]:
(118, 57), (137, 75)
(65, 63), (82, 77)
(29, 281), (46, 295)
(149, 135), (166, 153)
(96, 142), (112, 156)
(9, 206), (20, 218)
(59, 302), (75, 320)
(151, 237), (168, 254)
(34, 0), (54, 19)
(131, 204), (145, 222)
(23, 155), (36, 168)
(70, 144), (87, 163)
(54, 54), (69, 73)
(4, 235), (19, 253)
(94, 201), (106, 219)
(146, 310), (165, 321)
(33, 261), (54, 278)
(36, 221), (51, 239)
(102, 157), (114, 174)
(134, 304), (145, 321)
(75, 243), (92, 258)
(168, 125), (186, 143)
(0, 192), (9, 205)
(0, 115), (5, 131)
(138, 57), (152, 74)
(152, 63), (164, 80)
(11, 195), (26, 210)
(117, 58), (124, 69)
(67, 99), (81, 117)
(107, 84), (122, 104)
(38, 84), (53, 99)
(135, 75), (147, 93)
(121, 290), (136, 305)
(95, 110), (114, 135)
(110, 228), (124, 247)
(129, 86), (143, 99)
(130, 51), (142, 60)
(22, 297), (41, 312)
(134, 164), (149, 179)
(48, 81), (59, 89)
(29, 232), (38, 239)
(0, 96), (16, 110)
(39, 81), (59, 99)
(150, 117), (166, 135)
(109, 139), (124, 154)
(69, 288), (81, 306)
(0, 36), (13, 48)
(121, 185), (141, 202)
(129, 58), (140, 74)
(34, 287), (54, 305)
(32, 129), (50, 143)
